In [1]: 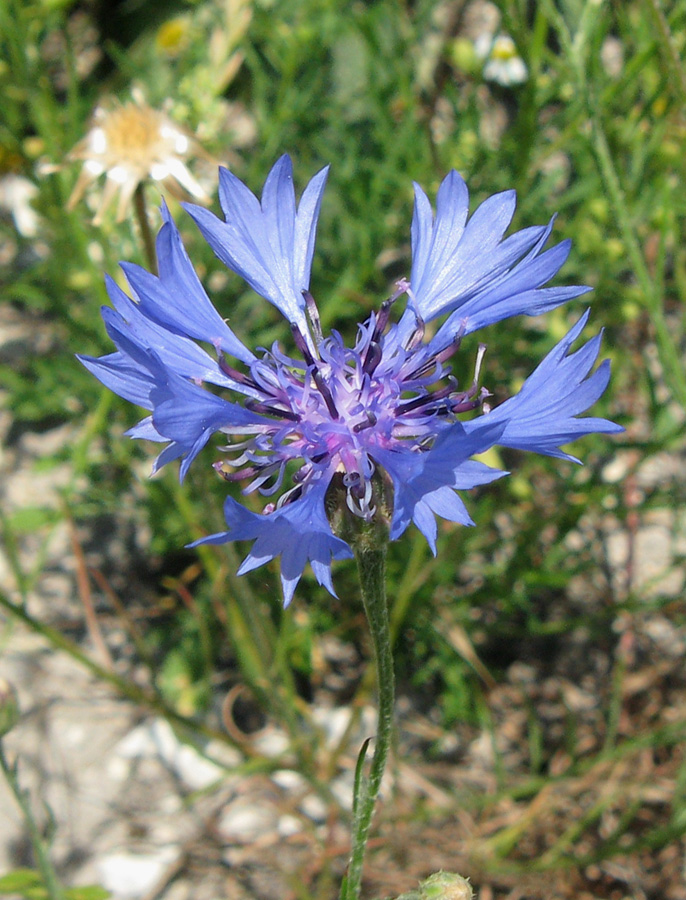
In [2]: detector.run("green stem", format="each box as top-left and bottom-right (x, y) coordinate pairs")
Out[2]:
(133, 183), (158, 275)
(0, 744), (65, 900)
(342, 539), (395, 900)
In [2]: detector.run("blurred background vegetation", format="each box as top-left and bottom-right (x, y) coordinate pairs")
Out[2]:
(1, 0), (685, 897)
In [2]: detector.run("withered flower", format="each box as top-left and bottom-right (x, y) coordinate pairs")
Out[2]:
(66, 97), (210, 225)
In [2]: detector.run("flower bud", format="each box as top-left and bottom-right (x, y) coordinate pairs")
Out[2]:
(396, 872), (473, 900)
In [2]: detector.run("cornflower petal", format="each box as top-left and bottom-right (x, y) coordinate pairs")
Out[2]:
(85, 306), (268, 481)
(464, 310), (624, 461)
(120, 201), (254, 364)
(184, 155), (329, 338)
(407, 169), (588, 336)
(374, 421), (507, 553)
(410, 172), (470, 299)
(126, 416), (164, 441)
(150, 374), (265, 481)
(429, 241), (590, 348)
(189, 479), (353, 607)
(101, 278), (242, 389)
(78, 350), (155, 408)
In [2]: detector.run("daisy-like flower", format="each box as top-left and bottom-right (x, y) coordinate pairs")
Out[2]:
(79, 156), (621, 605)
(66, 96), (209, 225)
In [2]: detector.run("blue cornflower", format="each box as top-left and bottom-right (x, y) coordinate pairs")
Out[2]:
(80, 156), (622, 605)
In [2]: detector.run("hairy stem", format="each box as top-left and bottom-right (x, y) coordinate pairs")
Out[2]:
(342, 534), (394, 900)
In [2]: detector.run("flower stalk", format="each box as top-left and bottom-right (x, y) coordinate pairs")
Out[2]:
(133, 183), (158, 275)
(342, 522), (395, 900)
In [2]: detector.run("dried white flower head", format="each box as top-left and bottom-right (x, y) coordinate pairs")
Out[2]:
(66, 96), (210, 225)
(475, 33), (528, 86)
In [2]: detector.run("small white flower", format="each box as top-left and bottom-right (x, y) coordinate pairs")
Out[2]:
(475, 33), (528, 86)
(0, 174), (40, 237)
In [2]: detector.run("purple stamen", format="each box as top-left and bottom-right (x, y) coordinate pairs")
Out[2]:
(361, 341), (383, 377)
(290, 322), (317, 367)
(394, 383), (456, 417)
(404, 313), (425, 351)
(353, 411), (378, 433)
(245, 399), (299, 420)
(213, 461), (259, 482)
(311, 367), (340, 420)
(219, 354), (260, 390)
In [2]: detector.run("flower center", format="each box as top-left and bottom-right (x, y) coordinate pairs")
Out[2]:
(215, 286), (490, 519)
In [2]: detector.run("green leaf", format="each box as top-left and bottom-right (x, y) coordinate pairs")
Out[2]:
(0, 869), (45, 898)
(65, 885), (110, 900)
(351, 736), (372, 819)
